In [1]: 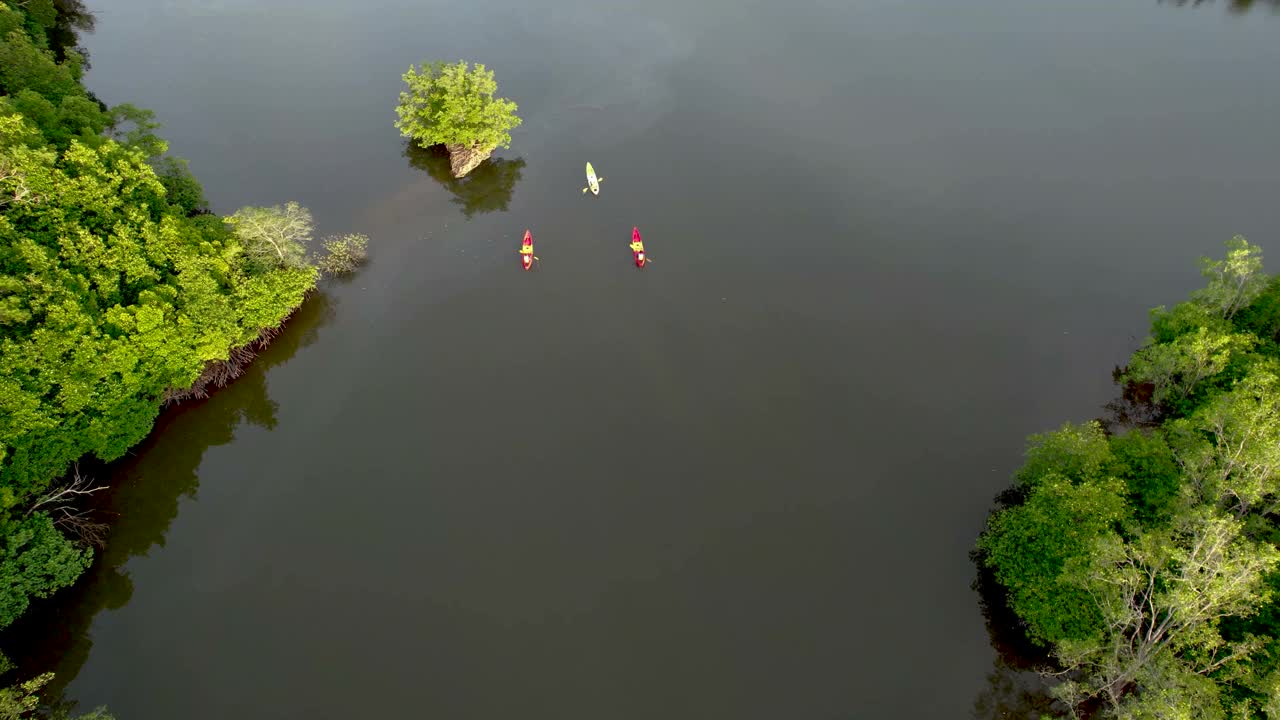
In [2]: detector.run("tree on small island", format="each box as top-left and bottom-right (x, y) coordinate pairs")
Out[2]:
(394, 60), (521, 178)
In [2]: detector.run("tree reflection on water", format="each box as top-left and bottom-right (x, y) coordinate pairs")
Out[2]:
(970, 552), (1070, 719)
(403, 143), (527, 219)
(0, 292), (336, 707)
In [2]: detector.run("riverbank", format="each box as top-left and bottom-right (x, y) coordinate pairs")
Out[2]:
(974, 238), (1280, 718)
(1, 0), (324, 696)
(162, 304), (306, 406)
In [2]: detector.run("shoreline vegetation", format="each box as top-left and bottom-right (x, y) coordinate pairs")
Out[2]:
(975, 237), (1280, 719)
(0, 1), (366, 714)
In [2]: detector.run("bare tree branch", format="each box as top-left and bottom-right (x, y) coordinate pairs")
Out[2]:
(25, 465), (110, 547)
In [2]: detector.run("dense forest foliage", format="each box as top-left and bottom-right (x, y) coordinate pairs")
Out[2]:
(978, 237), (1280, 718)
(0, 1), (343, 712)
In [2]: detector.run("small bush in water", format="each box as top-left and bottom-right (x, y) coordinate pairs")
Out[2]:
(317, 233), (370, 276)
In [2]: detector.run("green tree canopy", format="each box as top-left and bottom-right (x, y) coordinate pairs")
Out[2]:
(980, 452), (1131, 645)
(394, 61), (521, 152)
(149, 156), (208, 217)
(0, 514), (89, 628)
(1, 111), (317, 525)
(1194, 235), (1268, 321)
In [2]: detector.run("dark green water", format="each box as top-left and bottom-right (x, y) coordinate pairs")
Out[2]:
(13, 0), (1280, 717)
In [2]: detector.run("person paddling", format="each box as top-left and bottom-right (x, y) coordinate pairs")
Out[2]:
(630, 227), (649, 267)
(519, 229), (539, 270)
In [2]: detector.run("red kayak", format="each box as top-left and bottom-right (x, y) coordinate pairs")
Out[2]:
(519, 229), (534, 270)
(630, 227), (646, 268)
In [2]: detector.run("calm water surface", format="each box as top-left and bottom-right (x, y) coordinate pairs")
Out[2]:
(16, 0), (1280, 717)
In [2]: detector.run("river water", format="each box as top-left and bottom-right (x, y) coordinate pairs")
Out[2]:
(13, 0), (1280, 717)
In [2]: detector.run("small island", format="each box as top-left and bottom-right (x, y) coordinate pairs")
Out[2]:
(394, 60), (522, 178)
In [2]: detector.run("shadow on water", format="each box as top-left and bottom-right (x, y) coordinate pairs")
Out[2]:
(0, 291), (336, 703)
(969, 563), (1108, 719)
(402, 143), (527, 218)
(1157, 0), (1280, 13)
(969, 554), (1068, 719)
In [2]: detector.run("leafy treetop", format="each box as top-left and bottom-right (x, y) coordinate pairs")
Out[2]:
(394, 61), (521, 151)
